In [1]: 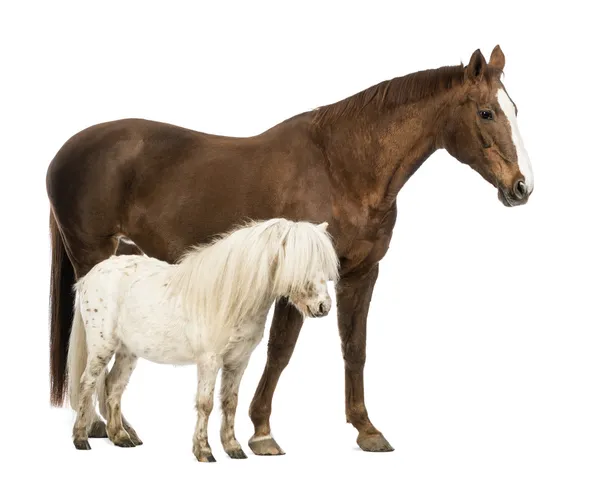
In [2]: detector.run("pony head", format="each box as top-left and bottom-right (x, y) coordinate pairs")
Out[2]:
(272, 221), (339, 318)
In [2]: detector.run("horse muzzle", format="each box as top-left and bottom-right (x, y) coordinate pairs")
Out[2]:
(498, 180), (532, 207)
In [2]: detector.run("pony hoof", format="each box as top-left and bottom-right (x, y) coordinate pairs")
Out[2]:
(248, 434), (285, 456)
(114, 438), (137, 448)
(195, 453), (217, 463)
(74, 439), (91, 450)
(111, 431), (137, 448)
(356, 433), (395, 452)
(88, 420), (108, 438)
(125, 431), (143, 446)
(227, 448), (248, 459)
(123, 421), (142, 445)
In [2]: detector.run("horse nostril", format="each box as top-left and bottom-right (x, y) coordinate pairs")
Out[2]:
(318, 302), (326, 315)
(514, 180), (527, 199)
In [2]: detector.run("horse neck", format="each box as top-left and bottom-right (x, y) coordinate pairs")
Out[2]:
(314, 91), (455, 212)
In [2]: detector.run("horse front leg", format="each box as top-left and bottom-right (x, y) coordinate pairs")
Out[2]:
(248, 298), (304, 456)
(336, 264), (394, 452)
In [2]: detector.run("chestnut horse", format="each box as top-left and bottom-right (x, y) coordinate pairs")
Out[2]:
(46, 46), (533, 454)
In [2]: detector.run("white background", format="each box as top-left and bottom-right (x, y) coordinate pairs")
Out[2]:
(1, 1), (599, 481)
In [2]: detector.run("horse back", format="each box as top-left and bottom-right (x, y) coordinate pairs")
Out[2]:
(46, 117), (334, 262)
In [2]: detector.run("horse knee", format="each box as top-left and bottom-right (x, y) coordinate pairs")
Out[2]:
(342, 343), (366, 370)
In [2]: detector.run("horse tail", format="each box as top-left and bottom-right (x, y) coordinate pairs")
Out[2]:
(49, 210), (76, 407)
(67, 294), (87, 409)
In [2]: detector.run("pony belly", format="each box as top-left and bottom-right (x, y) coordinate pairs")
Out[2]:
(117, 312), (198, 365)
(122, 334), (197, 365)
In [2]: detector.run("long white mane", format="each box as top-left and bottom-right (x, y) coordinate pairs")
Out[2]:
(168, 218), (339, 325)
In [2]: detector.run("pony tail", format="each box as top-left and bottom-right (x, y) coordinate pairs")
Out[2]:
(67, 294), (87, 410)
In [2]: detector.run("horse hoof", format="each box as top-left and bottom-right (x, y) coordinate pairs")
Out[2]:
(227, 448), (248, 459)
(248, 434), (285, 456)
(357, 433), (395, 452)
(74, 439), (91, 450)
(88, 420), (108, 438)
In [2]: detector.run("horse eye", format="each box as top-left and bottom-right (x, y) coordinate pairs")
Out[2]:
(479, 110), (494, 120)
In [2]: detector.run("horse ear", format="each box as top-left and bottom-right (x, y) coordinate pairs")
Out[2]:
(466, 49), (487, 82)
(317, 221), (329, 232)
(489, 44), (505, 71)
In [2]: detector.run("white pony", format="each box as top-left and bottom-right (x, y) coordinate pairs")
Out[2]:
(67, 218), (339, 462)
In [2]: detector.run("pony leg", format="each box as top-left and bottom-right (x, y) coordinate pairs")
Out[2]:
(220, 357), (251, 459)
(104, 348), (141, 448)
(72, 348), (113, 450)
(248, 299), (304, 456)
(193, 356), (220, 463)
(336, 264), (394, 452)
(60, 229), (118, 436)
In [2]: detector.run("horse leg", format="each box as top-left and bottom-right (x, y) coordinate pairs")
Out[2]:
(248, 299), (304, 456)
(72, 345), (114, 450)
(104, 348), (141, 448)
(193, 356), (220, 462)
(336, 264), (394, 452)
(220, 357), (251, 459)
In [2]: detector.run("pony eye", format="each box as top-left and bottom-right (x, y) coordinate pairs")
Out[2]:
(479, 110), (494, 120)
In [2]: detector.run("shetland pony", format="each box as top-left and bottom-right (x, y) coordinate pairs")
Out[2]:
(67, 218), (339, 462)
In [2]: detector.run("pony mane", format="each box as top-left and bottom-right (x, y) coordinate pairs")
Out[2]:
(312, 64), (503, 126)
(167, 218), (339, 327)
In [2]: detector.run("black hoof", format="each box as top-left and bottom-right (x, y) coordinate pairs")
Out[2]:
(207, 454), (217, 463)
(74, 439), (91, 450)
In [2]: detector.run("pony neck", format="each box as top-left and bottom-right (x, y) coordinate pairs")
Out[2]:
(312, 74), (461, 212)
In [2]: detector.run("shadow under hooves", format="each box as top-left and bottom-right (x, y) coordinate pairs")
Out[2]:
(248, 437), (286, 456)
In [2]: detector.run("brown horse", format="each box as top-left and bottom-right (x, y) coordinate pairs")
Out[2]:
(46, 45), (533, 454)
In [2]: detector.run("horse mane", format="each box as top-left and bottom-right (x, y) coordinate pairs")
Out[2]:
(167, 218), (339, 327)
(312, 63), (503, 126)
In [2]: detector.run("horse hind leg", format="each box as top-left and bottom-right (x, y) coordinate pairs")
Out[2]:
(103, 347), (141, 448)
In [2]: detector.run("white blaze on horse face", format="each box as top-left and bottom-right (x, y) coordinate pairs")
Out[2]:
(497, 87), (534, 192)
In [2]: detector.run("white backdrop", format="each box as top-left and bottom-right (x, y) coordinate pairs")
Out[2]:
(1, 1), (599, 481)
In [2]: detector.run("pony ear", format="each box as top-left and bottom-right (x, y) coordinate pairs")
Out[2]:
(317, 221), (329, 232)
(466, 49), (487, 82)
(489, 44), (505, 71)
